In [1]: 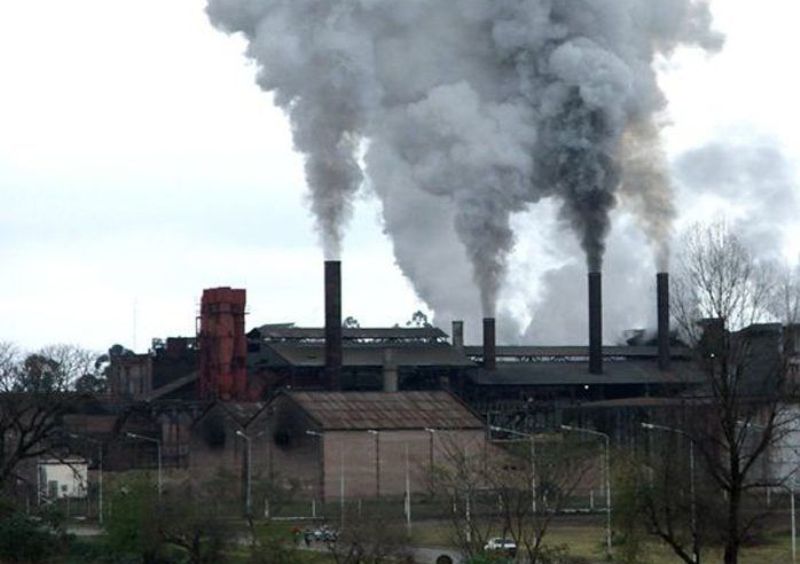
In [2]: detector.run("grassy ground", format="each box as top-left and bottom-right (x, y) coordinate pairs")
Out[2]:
(409, 517), (797, 563)
(63, 514), (797, 563)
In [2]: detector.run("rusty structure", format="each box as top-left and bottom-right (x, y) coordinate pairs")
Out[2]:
(588, 272), (603, 375)
(198, 287), (248, 401)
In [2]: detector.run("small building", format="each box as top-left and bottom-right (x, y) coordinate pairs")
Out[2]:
(38, 457), (88, 500)
(107, 352), (152, 399)
(263, 390), (485, 501)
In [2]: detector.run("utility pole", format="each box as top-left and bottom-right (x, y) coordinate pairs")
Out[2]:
(367, 429), (380, 498)
(405, 443), (411, 533)
(236, 430), (252, 517)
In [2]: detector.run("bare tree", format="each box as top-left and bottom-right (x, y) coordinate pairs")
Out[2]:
(490, 435), (595, 563)
(770, 262), (800, 325)
(636, 219), (799, 564)
(428, 431), (594, 563)
(325, 505), (411, 564)
(617, 421), (714, 564)
(0, 343), (97, 489)
(672, 219), (775, 343)
(695, 329), (796, 564)
(428, 436), (494, 559)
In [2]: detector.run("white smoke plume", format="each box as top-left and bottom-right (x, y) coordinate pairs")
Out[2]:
(206, 0), (721, 320)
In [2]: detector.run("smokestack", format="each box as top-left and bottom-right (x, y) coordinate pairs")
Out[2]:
(483, 317), (496, 371)
(324, 260), (342, 390)
(452, 320), (464, 349)
(588, 272), (603, 375)
(657, 272), (670, 371)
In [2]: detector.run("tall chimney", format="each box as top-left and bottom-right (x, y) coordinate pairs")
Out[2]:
(588, 272), (603, 375)
(452, 320), (464, 349)
(657, 272), (670, 371)
(324, 260), (342, 390)
(483, 317), (496, 371)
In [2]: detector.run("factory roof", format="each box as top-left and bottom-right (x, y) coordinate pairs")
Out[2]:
(250, 324), (449, 343)
(259, 342), (475, 368)
(469, 360), (704, 386)
(282, 390), (484, 431)
(573, 396), (713, 408)
(463, 345), (694, 360)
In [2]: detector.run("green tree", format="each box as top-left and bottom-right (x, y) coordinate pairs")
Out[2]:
(105, 476), (234, 564)
(0, 498), (69, 563)
(406, 310), (432, 328)
(105, 476), (162, 563)
(343, 316), (360, 329)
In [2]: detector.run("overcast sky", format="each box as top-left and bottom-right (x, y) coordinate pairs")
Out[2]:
(1, 0), (798, 353)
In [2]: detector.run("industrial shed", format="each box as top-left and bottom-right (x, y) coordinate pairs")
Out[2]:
(263, 390), (485, 501)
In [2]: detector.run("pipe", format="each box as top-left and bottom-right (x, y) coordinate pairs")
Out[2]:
(589, 272), (603, 375)
(324, 260), (342, 390)
(483, 317), (496, 371)
(657, 272), (670, 371)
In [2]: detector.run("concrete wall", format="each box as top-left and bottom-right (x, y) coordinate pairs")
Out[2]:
(321, 429), (486, 502)
(185, 396), (488, 504)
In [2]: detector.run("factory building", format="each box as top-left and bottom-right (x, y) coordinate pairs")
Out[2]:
(263, 390), (484, 501)
(37, 259), (795, 508)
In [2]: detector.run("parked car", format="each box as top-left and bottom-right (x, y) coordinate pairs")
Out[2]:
(483, 537), (517, 555)
(305, 525), (338, 543)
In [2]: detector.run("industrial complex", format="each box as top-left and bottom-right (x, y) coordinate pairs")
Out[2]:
(11, 260), (797, 512)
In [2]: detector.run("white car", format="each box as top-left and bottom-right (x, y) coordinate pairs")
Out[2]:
(484, 538), (517, 554)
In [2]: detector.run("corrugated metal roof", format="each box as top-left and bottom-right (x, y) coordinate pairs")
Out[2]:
(469, 360), (704, 386)
(463, 345), (694, 359)
(265, 342), (475, 368)
(285, 391), (484, 430)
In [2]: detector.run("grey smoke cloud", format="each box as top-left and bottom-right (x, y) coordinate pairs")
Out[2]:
(675, 142), (799, 263)
(206, 0), (721, 323)
(207, 1), (380, 259)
